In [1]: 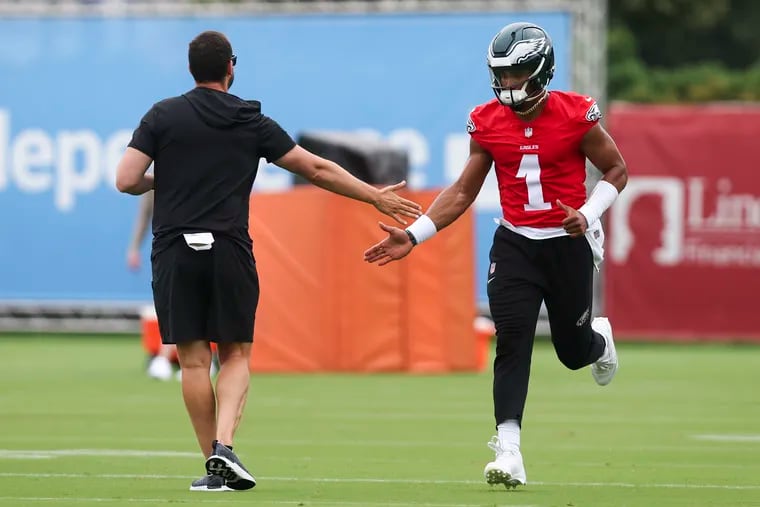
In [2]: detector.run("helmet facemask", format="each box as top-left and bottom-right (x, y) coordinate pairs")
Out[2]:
(489, 59), (547, 107)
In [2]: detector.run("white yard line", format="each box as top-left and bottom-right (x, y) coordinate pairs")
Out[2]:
(2, 411), (752, 424)
(7, 439), (756, 450)
(4, 434), (760, 451)
(691, 434), (760, 443)
(0, 498), (537, 507)
(3, 449), (755, 469)
(0, 472), (757, 490)
(0, 449), (198, 459)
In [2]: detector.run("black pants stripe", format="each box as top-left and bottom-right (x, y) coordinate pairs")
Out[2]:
(487, 226), (605, 426)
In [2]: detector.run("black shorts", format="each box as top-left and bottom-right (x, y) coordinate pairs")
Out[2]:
(151, 236), (259, 344)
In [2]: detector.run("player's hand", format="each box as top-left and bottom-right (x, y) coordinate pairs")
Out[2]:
(364, 222), (414, 266)
(557, 199), (588, 238)
(127, 249), (141, 271)
(373, 181), (422, 225)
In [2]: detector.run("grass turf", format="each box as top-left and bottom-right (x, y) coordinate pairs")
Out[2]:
(1, 334), (759, 506)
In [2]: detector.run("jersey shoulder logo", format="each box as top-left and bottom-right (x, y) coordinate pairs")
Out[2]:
(466, 116), (476, 133)
(585, 101), (602, 122)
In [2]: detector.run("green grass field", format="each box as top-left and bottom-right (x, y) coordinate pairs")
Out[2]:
(1, 334), (759, 507)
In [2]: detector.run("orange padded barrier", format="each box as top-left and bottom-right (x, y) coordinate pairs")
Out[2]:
(402, 192), (478, 373)
(248, 187), (478, 373)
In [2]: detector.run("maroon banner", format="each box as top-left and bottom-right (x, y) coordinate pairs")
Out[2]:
(605, 104), (760, 341)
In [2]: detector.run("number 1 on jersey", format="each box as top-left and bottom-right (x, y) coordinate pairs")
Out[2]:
(516, 154), (551, 211)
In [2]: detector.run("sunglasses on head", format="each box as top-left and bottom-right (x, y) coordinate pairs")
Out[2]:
(231, 54), (237, 66)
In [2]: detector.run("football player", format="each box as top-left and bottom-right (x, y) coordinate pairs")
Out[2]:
(364, 21), (628, 489)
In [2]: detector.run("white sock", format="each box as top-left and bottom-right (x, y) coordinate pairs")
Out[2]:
(497, 419), (521, 453)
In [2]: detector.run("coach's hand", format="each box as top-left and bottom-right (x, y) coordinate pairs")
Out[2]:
(373, 181), (422, 225)
(557, 199), (588, 238)
(364, 222), (414, 266)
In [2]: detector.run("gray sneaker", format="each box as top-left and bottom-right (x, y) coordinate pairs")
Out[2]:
(189, 474), (232, 492)
(205, 440), (256, 490)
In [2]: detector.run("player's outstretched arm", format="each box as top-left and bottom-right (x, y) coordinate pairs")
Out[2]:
(274, 145), (421, 225)
(364, 138), (492, 266)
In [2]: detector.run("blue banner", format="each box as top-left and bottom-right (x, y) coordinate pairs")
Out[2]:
(0, 13), (571, 304)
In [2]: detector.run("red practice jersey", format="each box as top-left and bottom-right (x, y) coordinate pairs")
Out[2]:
(468, 91), (601, 228)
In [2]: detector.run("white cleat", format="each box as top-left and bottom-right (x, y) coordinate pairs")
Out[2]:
(591, 317), (618, 386)
(483, 436), (526, 489)
(147, 355), (173, 381)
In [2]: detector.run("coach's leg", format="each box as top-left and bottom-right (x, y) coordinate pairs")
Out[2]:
(176, 340), (216, 458)
(210, 240), (258, 447)
(544, 236), (605, 370)
(215, 342), (252, 446)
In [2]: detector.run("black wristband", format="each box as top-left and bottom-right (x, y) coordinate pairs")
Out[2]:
(405, 229), (418, 246)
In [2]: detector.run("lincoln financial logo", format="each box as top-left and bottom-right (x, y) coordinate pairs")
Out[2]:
(610, 176), (760, 267)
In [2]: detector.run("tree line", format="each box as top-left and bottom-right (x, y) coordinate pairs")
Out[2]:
(609, 0), (760, 102)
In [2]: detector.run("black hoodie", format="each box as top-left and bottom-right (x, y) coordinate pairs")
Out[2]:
(184, 87), (262, 129)
(128, 87), (295, 253)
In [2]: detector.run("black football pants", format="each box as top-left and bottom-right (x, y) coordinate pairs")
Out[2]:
(487, 226), (606, 426)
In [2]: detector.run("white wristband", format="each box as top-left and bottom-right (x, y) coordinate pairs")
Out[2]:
(578, 180), (619, 227)
(405, 215), (437, 246)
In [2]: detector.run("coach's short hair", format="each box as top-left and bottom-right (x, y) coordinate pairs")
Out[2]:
(188, 31), (233, 83)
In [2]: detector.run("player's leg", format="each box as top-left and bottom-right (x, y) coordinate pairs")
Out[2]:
(484, 227), (544, 488)
(542, 236), (616, 384)
(543, 235), (601, 369)
(204, 238), (258, 490)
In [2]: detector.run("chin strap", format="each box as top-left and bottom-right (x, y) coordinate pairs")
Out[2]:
(512, 90), (548, 116)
